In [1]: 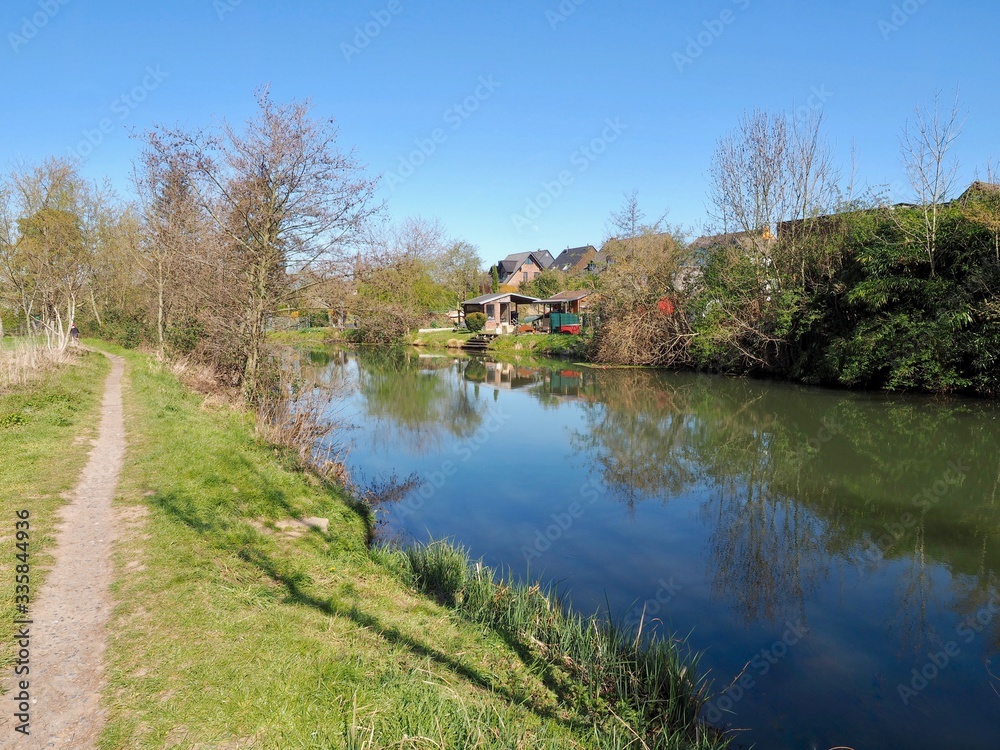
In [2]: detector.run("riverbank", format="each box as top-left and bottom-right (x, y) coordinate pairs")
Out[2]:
(409, 328), (590, 359)
(89, 344), (722, 749)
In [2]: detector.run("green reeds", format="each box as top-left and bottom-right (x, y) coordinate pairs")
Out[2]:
(390, 540), (727, 750)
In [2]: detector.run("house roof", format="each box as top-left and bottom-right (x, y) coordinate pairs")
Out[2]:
(552, 245), (597, 272)
(539, 290), (593, 304)
(689, 230), (774, 252)
(956, 181), (1000, 203)
(529, 249), (555, 268)
(462, 292), (540, 306)
(495, 250), (554, 281)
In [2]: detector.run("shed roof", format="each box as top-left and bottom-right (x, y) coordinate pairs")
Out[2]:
(539, 290), (593, 303)
(462, 292), (540, 306)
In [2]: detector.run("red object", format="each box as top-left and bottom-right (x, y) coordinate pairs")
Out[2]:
(559, 325), (582, 335)
(658, 297), (675, 315)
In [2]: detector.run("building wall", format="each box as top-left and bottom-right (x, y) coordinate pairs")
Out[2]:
(505, 260), (543, 289)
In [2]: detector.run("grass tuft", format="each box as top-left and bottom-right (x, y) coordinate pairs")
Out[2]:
(393, 540), (725, 749)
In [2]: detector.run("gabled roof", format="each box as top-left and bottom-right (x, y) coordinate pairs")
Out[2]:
(495, 250), (553, 281)
(552, 245), (598, 272)
(530, 249), (555, 268)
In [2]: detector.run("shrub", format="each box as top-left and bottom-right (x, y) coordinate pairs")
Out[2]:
(466, 312), (487, 333)
(166, 317), (205, 355)
(88, 309), (150, 350)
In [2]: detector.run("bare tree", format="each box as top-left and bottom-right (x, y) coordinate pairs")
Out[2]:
(899, 90), (965, 277)
(702, 108), (845, 371)
(145, 87), (381, 398)
(132, 152), (210, 357)
(607, 189), (645, 240)
(708, 110), (791, 264)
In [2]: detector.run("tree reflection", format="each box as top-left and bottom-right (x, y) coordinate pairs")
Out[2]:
(566, 365), (1000, 634)
(351, 348), (488, 454)
(569, 369), (697, 507)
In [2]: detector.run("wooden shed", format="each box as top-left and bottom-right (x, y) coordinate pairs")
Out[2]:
(461, 292), (540, 334)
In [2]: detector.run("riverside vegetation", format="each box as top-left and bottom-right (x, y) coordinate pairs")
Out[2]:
(5, 91), (994, 399)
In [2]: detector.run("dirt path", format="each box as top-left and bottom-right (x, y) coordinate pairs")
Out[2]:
(2, 352), (126, 748)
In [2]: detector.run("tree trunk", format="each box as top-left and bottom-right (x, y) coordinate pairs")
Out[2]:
(156, 275), (165, 359)
(242, 255), (272, 402)
(89, 286), (103, 328)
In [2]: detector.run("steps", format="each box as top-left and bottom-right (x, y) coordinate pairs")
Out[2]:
(464, 334), (494, 351)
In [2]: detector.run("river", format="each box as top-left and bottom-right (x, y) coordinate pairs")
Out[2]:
(307, 346), (1000, 750)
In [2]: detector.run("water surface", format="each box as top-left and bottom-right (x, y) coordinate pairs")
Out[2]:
(312, 347), (1000, 750)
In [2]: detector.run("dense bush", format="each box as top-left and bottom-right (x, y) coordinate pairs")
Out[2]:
(465, 312), (487, 332)
(85, 309), (150, 349)
(349, 300), (420, 345)
(687, 203), (1000, 395)
(166, 317), (206, 355)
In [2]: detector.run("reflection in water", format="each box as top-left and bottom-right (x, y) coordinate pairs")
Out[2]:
(352, 349), (487, 454)
(306, 346), (1000, 749)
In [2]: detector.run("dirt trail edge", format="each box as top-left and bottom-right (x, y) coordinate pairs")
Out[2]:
(2, 352), (126, 748)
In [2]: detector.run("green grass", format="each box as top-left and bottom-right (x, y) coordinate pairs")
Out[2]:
(100, 348), (649, 748)
(408, 329), (591, 360)
(391, 542), (725, 750)
(409, 329), (475, 348)
(0, 348), (110, 676)
(488, 332), (591, 359)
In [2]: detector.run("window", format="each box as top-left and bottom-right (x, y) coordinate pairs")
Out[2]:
(534, 271), (540, 278)
(523, 271), (528, 282)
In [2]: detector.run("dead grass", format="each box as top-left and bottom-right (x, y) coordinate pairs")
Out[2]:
(162, 356), (234, 401)
(0, 337), (77, 389)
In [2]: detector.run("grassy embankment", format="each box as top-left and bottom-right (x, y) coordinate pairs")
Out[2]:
(0, 344), (110, 676)
(408, 329), (476, 348)
(95, 344), (723, 749)
(487, 332), (590, 359)
(409, 328), (591, 359)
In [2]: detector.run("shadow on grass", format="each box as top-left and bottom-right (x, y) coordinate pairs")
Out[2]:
(151, 486), (583, 732)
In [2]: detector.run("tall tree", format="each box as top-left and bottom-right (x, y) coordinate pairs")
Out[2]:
(435, 239), (482, 312)
(133, 152), (209, 357)
(145, 87), (381, 398)
(700, 108), (845, 371)
(0, 158), (102, 349)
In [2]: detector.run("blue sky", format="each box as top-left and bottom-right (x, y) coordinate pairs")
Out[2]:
(2, 0), (998, 263)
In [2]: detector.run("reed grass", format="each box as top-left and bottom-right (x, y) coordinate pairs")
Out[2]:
(0, 336), (76, 389)
(384, 540), (727, 750)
